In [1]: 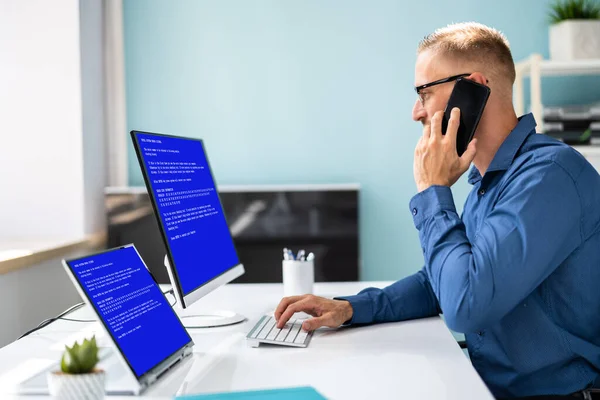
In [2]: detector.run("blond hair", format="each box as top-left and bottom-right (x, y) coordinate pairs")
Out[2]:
(418, 22), (515, 89)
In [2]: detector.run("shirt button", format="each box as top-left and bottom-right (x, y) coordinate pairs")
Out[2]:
(478, 331), (483, 336)
(478, 189), (486, 196)
(412, 208), (418, 216)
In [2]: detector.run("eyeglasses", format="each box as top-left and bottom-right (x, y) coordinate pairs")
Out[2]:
(414, 73), (471, 105)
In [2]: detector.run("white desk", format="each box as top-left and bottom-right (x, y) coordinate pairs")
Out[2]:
(0, 282), (493, 399)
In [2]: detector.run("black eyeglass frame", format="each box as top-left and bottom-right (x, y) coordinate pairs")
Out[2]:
(414, 73), (472, 95)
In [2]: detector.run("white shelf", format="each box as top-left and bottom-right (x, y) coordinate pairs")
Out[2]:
(105, 183), (362, 194)
(516, 56), (600, 77)
(513, 53), (600, 133)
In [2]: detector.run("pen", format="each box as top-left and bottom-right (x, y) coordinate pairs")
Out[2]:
(297, 250), (305, 262)
(287, 249), (295, 260)
(283, 248), (289, 261)
(306, 252), (314, 262)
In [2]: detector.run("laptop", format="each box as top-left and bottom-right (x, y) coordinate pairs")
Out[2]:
(19, 244), (194, 395)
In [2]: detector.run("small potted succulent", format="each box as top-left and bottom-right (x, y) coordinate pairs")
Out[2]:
(548, 0), (600, 60)
(47, 336), (105, 400)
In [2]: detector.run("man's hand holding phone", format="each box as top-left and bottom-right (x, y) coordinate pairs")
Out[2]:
(413, 107), (477, 193)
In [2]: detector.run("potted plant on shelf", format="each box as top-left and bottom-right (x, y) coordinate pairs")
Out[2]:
(47, 336), (105, 400)
(549, 0), (600, 60)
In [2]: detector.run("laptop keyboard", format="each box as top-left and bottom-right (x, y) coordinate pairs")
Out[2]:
(246, 315), (312, 348)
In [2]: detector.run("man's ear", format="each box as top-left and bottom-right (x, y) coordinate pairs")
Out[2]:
(468, 72), (488, 86)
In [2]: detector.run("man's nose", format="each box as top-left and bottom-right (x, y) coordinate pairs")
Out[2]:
(412, 98), (426, 122)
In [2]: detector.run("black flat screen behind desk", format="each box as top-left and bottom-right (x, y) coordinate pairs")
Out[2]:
(106, 188), (359, 283)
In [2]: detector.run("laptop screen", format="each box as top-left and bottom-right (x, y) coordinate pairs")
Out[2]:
(65, 245), (192, 378)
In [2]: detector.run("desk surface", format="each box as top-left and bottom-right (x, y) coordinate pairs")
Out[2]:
(0, 282), (493, 399)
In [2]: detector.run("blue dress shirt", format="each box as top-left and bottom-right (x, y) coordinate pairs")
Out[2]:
(337, 114), (600, 398)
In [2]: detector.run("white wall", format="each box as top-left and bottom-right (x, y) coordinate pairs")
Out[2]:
(0, 252), (85, 347)
(0, 0), (108, 347)
(0, 0), (107, 239)
(0, 0), (85, 239)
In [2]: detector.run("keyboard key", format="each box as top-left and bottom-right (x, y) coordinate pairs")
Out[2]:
(275, 323), (293, 341)
(249, 316), (269, 339)
(246, 315), (313, 348)
(285, 323), (302, 343)
(257, 318), (276, 340)
(295, 329), (309, 344)
(266, 325), (281, 341)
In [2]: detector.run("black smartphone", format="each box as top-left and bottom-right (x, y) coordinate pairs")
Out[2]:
(441, 77), (490, 156)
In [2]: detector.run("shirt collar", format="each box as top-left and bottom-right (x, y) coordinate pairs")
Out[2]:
(468, 113), (537, 185)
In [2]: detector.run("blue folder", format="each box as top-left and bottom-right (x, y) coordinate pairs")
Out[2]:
(175, 386), (326, 399)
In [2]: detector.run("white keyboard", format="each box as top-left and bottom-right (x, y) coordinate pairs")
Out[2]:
(246, 315), (313, 348)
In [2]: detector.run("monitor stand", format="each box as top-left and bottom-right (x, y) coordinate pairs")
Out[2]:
(163, 256), (246, 328)
(179, 312), (246, 328)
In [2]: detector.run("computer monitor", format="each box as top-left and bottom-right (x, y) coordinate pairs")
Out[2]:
(130, 130), (245, 327)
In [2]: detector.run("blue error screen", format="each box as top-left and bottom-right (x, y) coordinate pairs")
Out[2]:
(67, 246), (191, 377)
(133, 132), (239, 295)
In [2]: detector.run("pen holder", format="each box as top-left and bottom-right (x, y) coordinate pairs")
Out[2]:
(282, 259), (314, 297)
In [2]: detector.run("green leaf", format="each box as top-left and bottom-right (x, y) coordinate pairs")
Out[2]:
(78, 338), (99, 373)
(60, 351), (69, 373)
(61, 344), (82, 374)
(548, 0), (600, 23)
(579, 128), (592, 142)
(60, 336), (99, 374)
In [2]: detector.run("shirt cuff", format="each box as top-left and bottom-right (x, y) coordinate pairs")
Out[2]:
(409, 185), (456, 229)
(333, 294), (373, 325)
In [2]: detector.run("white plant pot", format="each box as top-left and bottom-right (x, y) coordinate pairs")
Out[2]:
(549, 20), (600, 61)
(47, 370), (105, 400)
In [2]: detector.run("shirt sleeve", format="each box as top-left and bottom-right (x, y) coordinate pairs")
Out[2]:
(409, 161), (582, 333)
(335, 266), (441, 325)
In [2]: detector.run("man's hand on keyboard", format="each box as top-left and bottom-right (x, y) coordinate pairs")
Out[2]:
(274, 295), (354, 331)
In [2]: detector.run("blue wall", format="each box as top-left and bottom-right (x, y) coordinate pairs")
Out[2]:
(123, 0), (600, 281)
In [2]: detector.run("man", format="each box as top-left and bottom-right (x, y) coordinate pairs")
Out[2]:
(274, 22), (600, 399)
